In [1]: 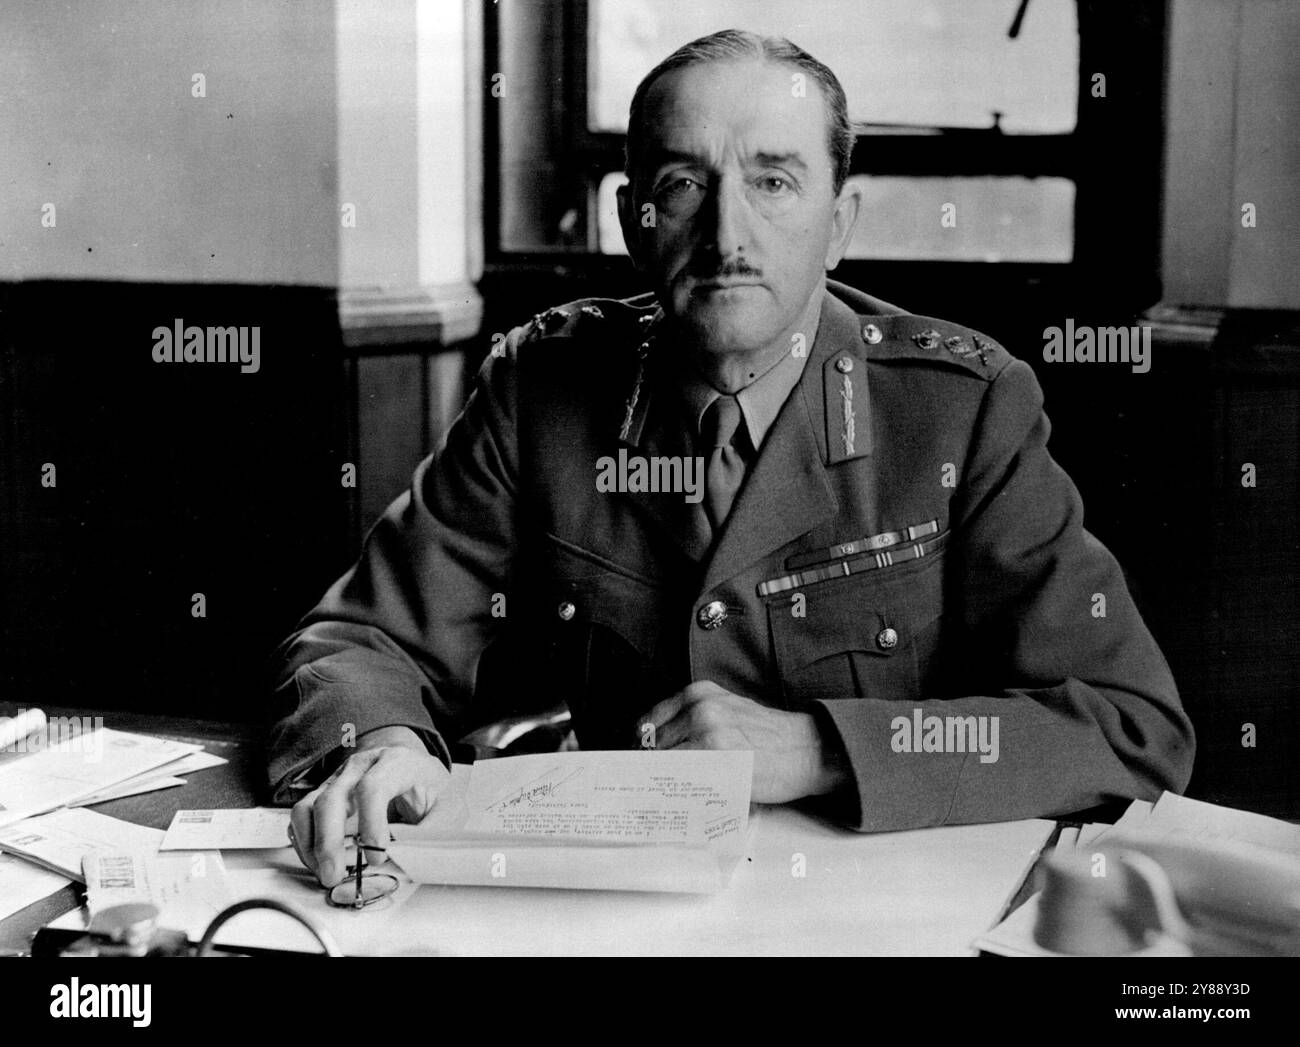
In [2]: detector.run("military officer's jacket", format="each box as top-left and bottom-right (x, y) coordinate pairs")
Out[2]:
(267, 279), (1195, 831)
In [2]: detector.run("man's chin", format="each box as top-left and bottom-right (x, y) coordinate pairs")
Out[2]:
(673, 294), (778, 356)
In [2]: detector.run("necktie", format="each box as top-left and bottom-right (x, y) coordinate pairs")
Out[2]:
(701, 395), (749, 534)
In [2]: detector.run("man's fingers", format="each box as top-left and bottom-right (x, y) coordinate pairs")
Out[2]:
(636, 692), (689, 747)
(652, 706), (693, 750)
(310, 751), (379, 886)
(289, 797), (317, 874)
(390, 757), (452, 824)
(352, 749), (412, 854)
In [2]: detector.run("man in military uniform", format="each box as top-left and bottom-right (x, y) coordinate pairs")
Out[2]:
(271, 30), (1194, 887)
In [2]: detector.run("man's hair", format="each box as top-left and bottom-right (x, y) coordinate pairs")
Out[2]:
(624, 29), (854, 194)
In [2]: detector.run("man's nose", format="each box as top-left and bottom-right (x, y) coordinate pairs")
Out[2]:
(700, 176), (751, 258)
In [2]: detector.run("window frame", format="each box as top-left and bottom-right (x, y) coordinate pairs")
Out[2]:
(483, 0), (1167, 311)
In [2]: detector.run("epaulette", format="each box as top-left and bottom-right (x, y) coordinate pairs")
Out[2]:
(856, 312), (1013, 381)
(501, 293), (664, 443)
(513, 293), (659, 348)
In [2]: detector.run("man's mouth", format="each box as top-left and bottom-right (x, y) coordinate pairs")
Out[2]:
(690, 278), (764, 293)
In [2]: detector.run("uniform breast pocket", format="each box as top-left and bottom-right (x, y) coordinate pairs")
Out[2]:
(529, 533), (672, 746)
(766, 550), (947, 707)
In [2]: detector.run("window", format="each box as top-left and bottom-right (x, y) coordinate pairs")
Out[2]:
(486, 0), (1165, 307)
(589, 0), (1078, 133)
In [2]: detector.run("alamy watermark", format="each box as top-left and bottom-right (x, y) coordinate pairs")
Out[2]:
(151, 319), (260, 373)
(595, 449), (704, 503)
(0, 710), (104, 762)
(890, 709), (999, 764)
(1042, 320), (1151, 374)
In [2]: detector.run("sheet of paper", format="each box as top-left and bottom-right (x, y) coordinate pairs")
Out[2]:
(73, 776), (185, 806)
(1091, 798), (1154, 845)
(0, 807), (164, 880)
(154, 750), (227, 776)
(70, 750), (226, 806)
(78, 749), (228, 807)
(160, 807), (292, 850)
(0, 851), (72, 921)
(0, 728), (201, 828)
(83, 849), (233, 940)
(389, 751), (753, 893)
(463, 750), (751, 846)
(1052, 825), (1079, 857)
(1135, 792), (1300, 856)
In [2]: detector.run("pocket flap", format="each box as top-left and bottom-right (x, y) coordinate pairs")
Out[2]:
(767, 554), (946, 673)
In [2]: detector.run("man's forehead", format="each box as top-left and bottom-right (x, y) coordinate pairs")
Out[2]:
(639, 58), (829, 163)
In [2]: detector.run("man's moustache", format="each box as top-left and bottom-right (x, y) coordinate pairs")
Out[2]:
(687, 262), (763, 280)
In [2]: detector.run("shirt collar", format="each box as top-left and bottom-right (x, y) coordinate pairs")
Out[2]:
(676, 340), (810, 452)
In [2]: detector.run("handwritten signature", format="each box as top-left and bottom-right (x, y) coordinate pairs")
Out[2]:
(487, 766), (584, 812)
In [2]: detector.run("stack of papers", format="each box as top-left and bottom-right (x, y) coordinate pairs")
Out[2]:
(83, 849), (233, 938)
(388, 750), (754, 893)
(974, 792), (1300, 956)
(0, 722), (227, 827)
(0, 807), (165, 880)
(0, 714), (227, 921)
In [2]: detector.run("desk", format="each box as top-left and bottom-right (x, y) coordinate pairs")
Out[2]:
(0, 705), (1055, 956)
(0, 704), (263, 953)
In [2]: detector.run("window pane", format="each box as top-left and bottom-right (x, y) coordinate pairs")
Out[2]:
(846, 175), (1075, 261)
(595, 172), (1074, 262)
(590, 0), (1078, 133)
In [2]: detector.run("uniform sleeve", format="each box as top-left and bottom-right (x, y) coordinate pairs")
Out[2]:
(265, 342), (521, 804)
(815, 358), (1196, 831)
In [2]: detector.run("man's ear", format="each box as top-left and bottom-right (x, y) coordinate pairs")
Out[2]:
(824, 179), (863, 271)
(617, 180), (646, 270)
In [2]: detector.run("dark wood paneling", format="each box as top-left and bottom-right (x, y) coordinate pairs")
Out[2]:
(0, 281), (352, 721)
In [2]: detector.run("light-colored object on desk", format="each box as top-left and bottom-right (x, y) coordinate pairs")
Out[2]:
(0, 851), (72, 922)
(0, 728), (201, 828)
(75, 749), (229, 806)
(1133, 791), (1300, 856)
(0, 708), (47, 751)
(974, 893), (1192, 957)
(389, 751), (753, 892)
(160, 807), (292, 850)
(975, 792), (1300, 957)
(72, 776), (186, 807)
(52, 847), (419, 956)
(84, 849), (234, 940)
(0, 807), (164, 880)
(156, 750), (227, 777)
(387, 801), (1052, 956)
(50, 807), (1053, 956)
(1053, 825), (1080, 856)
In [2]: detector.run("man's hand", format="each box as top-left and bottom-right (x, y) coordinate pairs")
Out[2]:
(288, 725), (450, 886)
(637, 681), (850, 804)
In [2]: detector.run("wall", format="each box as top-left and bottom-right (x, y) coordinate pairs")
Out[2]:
(0, 0), (338, 286)
(1162, 0), (1300, 309)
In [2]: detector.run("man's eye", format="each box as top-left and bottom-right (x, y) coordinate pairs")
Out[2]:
(658, 177), (703, 199)
(756, 175), (792, 195)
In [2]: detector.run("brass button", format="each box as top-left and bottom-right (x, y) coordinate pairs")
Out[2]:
(876, 627), (898, 650)
(697, 600), (728, 630)
(835, 356), (854, 373)
(862, 324), (883, 345)
(557, 601), (576, 622)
